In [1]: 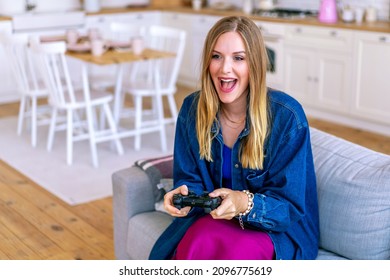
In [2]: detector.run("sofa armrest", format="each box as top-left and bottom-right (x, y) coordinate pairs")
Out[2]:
(112, 165), (155, 259)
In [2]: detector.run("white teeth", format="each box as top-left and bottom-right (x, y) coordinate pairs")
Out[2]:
(221, 79), (235, 82)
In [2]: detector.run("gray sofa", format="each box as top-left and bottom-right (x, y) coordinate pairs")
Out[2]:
(112, 127), (390, 260)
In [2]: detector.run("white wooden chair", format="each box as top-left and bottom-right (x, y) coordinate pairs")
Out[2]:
(31, 41), (123, 168)
(0, 33), (50, 147)
(121, 25), (186, 151)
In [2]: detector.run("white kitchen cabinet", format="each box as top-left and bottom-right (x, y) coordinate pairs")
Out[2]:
(84, 11), (160, 37)
(0, 20), (17, 103)
(351, 31), (390, 125)
(284, 45), (352, 113)
(284, 25), (352, 114)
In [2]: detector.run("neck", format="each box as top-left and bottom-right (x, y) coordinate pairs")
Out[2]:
(220, 107), (246, 124)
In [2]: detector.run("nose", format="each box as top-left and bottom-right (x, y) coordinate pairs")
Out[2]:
(221, 57), (232, 74)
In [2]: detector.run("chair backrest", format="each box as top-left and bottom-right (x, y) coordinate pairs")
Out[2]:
(0, 33), (43, 95)
(31, 41), (76, 107)
(145, 25), (186, 90)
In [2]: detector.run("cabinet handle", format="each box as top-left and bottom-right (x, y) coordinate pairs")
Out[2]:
(330, 31), (337, 37)
(295, 27), (302, 33)
(379, 36), (387, 43)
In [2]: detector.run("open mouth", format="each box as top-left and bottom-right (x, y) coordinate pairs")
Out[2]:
(220, 78), (237, 92)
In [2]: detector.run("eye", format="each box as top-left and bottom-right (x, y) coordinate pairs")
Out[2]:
(234, 55), (245, 61)
(211, 53), (221, 60)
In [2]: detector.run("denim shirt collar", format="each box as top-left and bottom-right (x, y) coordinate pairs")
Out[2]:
(211, 112), (251, 141)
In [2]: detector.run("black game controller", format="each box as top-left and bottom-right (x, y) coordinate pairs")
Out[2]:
(173, 192), (222, 213)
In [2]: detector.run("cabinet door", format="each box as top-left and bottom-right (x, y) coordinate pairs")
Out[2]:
(351, 31), (390, 125)
(316, 50), (351, 113)
(284, 45), (314, 106)
(0, 21), (17, 104)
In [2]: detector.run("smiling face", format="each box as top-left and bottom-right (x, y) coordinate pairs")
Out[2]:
(209, 31), (249, 108)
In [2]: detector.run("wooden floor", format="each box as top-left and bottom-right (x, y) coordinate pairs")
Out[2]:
(0, 84), (389, 260)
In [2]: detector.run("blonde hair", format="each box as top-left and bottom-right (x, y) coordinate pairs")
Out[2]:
(196, 16), (269, 170)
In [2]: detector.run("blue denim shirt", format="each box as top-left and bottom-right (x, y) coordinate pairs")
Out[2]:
(149, 89), (319, 260)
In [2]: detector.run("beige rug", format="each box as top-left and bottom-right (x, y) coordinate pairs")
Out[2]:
(0, 116), (174, 205)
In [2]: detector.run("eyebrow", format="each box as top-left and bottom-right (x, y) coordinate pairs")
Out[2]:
(212, 50), (246, 55)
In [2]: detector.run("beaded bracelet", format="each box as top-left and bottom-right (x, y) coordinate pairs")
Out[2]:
(238, 190), (254, 230)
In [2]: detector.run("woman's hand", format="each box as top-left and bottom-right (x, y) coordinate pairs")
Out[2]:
(209, 188), (249, 220)
(163, 185), (192, 217)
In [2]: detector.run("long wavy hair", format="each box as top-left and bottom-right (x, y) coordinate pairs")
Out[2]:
(196, 16), (269, 170)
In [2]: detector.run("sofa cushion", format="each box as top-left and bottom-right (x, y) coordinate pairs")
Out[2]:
(316, 249), (348, 260)
(135, 155), (174, 203)
(310, 128), (390, 260)
(127, 211), (174, 259)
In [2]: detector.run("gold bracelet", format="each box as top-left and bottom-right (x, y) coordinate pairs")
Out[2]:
(238, 190), (254, 230)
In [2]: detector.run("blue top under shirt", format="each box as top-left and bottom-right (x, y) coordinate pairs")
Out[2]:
(222, 144), (232, 189)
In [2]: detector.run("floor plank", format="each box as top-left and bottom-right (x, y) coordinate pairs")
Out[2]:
(0, 211), (45, 260)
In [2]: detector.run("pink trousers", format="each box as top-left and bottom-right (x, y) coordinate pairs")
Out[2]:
(173, 215), (275, 260)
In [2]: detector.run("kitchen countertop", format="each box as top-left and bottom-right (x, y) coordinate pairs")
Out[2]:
(1, 6), (389, 34)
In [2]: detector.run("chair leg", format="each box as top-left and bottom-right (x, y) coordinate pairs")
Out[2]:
(85, 106), (99, 168)
(31, 96), (37, 147)
(134, 95), (143, 151)
(103, 103), (124, 155)
(66, 109), (73, 166)
(47, 108), (57, 151)
(17, 96), (26, 136)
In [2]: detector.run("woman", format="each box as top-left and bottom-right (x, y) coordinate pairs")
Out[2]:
(149, 16), (319, 260)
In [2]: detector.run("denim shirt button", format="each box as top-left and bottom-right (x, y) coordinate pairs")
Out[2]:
(234, 163), (239, 168)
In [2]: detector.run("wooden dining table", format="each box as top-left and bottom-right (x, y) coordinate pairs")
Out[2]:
(66, 47), (174, 66)
(40, 34), (175, 127)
